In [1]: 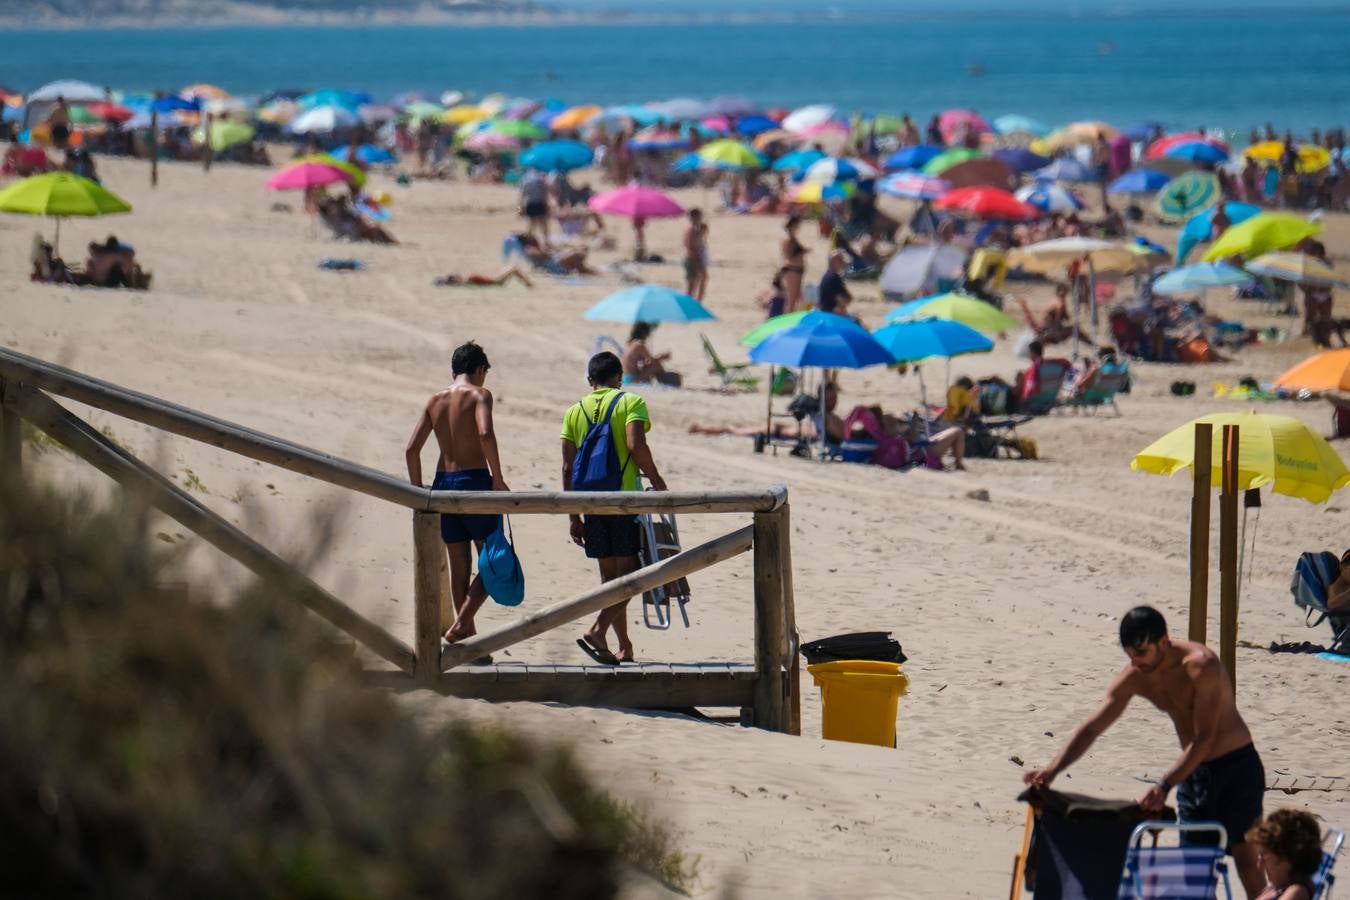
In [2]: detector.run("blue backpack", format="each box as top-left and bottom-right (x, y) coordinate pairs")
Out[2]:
(479, 518), (524, 607)
(571, 391), (630, 492)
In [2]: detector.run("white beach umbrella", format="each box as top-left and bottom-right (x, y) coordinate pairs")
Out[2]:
(783, 104), (836, 133)
(290, 104), (359, 134)
(28, 79), (107, 103)
(652, 97), (712, 122)
(204, 96), (252, 116)
(1015, 182), (1085, 213)
(439, 90), (465, 107)
(801, 157), (879, 184)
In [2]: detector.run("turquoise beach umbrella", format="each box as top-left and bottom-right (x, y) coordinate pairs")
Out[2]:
(1151, 263), (1253, 296)
(1156, 171), (1219, 223)
(1175, 202), (1261, 263)
(583, 284), (715, 324)
(871, 318), (993, 364)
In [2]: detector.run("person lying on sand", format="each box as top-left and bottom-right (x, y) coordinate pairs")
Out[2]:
(850, 404), (967, 470)
(513, 233), (597, 275)
(319, 196), (397, 244)
(689, 382), (846, 445)
(433, 266), (533, 288)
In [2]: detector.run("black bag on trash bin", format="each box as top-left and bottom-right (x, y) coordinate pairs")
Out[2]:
(800, 631), (907, 665)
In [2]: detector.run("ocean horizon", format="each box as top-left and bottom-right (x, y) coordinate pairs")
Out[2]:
(4, 8), (1350, 134)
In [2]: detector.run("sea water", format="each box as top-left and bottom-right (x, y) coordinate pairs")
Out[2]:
(2, 8), (1349, 134)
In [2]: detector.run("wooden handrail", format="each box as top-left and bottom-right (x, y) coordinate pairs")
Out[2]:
(0, 347), (784, 515)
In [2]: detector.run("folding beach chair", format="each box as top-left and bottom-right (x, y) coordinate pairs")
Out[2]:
(1291, 551), (1350, 655)
(1022, 359), (1073, 415)
(1314, 827), (1345, 900)
(1117, 822), (1232, 900)
(638, 505), (690, 630)
(1062, 361), (1130, 417)
(700, 334), (759, 391)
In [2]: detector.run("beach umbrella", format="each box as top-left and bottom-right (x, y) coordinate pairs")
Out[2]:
(1032, 157), (1095, 182)
(739, 310), (812, 347)
(87, 101), (133, 123)
(180, 83), (229, 102)
(442, 104), (489, 125)
(588, 184), (683, 219)
(1243, 141), (1332, 174)
(297, 89), (370, 110)
(701, 115), (732, 134)
(490, 119), (548, 140)
(66, 106), (102, 125)
(651, 98), (712, 122)
(669, 152), (702, 172)
(880, 245), (967, 299)
(772, 148), (827, 173)
(0, 171), (130, 246)
(478, 93), (510, 116)
(1155, 171), (1219, 222)
(28, 80), (106, 103)
(519, 140), (593, 173)
(878, 173), (951, 201)
(549, 105), (602, 131)
(290, 104), (358, 134)
(1201, 213), (1323, 263)
(1131, 411), (1350, 503)
(941, 158), (1014, 189)
(1145, 132), (1227, 159)
(293, 154), (367, 188)
(1121, 121), (1163, 142)
(257, 98), (297, 124)
(1108, 168), (1173, 195)
(790, 181), (856, 204)
(709, 95), (760, 117)
(1010, 237), (1152, 277)
(937, 109), (991, 143)
(402, 100), (445, 122)
(735, 115), (777, 136)
(357, 103), (399, 125)
(1139, 158), (1196, 179)
(629, 127), (689, 151)
(871, 317), (993, 364)
(749, 312), (894, 369)
(753, 128), (799, 151)
(782, 104), (836, 133)
(884, 292), (1016, 334)
(697, 139), (766, 170)
(594, 105), (661, 128)
(1273, 348), (1350, 394)
(1151, 262), (1253, 296)
(265, 161), (351, 191)
(922, 147), (982, 176)
(464, 131), (518, 152)
(192, 120), (255, 152)
(1246, 252), (1348, 288)
(1015, 182), (1084, 213)
(884, 144), (944, 172)
(1175, 201), (1261, 262)
(1164, 141), (1229, 164)
(994, 115), (1050, 136)
(330, 143), (397, 165)
(935, 186), (1038, 221)
(801, 157), (877, 183)
(583, 284), (714, 324)
(993, 147), (1051, 174)
(1045, 120), (1118, 151)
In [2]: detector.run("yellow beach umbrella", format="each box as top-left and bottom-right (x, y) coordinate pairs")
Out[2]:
(1131, 411), (1350, 503)
(549, 105), (602, 131)
(180, 83), (229, 101)
(441, 104), (488, 125)
(1243, 142), (1331, 173)
(1201, 213), (1322, 263)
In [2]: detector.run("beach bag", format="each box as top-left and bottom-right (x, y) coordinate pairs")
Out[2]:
(479, 518), (524, 607)
(572, 391), (629, 492)
(1291, 551), (1340, 617)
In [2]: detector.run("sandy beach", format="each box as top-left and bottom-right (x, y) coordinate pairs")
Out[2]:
(3, 154), (1349, 898)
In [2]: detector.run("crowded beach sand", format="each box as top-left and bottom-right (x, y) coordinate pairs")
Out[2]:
(3, 139), (1349, 896)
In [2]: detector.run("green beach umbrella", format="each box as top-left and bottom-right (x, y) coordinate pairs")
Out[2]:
(192, 120), (255, 152)
(403, 100), (445, 123)
(697, 139), (766, 170)
(67, 105), (100, 125)
(489, 119), (548, 140)
(883, 292), (1017, 334)
(739, 310), (811, 347)
(1155, 171), (1219, 223)
(1201, 213), (1323, 263)
(0, 171), (131, 249)
(922, 147), (981, 176)
(296, 154), (368, 189)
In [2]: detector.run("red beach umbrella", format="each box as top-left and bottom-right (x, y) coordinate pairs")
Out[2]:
(87, 102), (133, 122)
(1145, 132), (1229, 159)
(935, 186), (1039, 220)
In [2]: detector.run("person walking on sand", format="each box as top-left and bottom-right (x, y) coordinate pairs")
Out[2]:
(683, 208), (709, 301)
(405, 341), (509, 651)
(561, 351), (668, 666)
(1024, 606), (1266, 898)
(781, 215), (808, 313)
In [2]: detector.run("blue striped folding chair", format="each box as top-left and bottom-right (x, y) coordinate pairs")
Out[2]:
(1313, 827), (1345, 900)
(1117, 822), (1233, 900)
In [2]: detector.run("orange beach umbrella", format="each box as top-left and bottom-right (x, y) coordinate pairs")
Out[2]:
(1273, 348), (1350, 394)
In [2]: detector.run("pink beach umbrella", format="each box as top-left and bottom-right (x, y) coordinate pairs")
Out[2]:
(587, 184), (684, 219)
(701, 116), (732, 134)
(265, 161), (352, 191)
(938, 109), (992, 144)
(797, 120), (849, 139)
(464, 131), (519, 151)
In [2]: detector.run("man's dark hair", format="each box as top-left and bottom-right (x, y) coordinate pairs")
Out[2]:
(956, 376), (974, 389)
(1029, 340), (1044, 358)
(451, 341), (489, 376)
(689, 208), (702, 220)
(1119, 606), (1168, 649)
(629, 321), (653, 342)
(587, 351), (623, 386)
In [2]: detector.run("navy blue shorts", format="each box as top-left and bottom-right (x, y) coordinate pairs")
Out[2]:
(1178, 743), (1265, 849)
(433, 469), (500, 545)
(583, 514), (641, 560)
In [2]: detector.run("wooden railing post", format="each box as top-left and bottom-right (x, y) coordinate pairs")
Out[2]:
(1188, 424), (1213, 644)
(0, 378), (21, 478)
(1219, 425), (1240, 691)
(752, 507), (790, 733)
(413, 511), (450, 684)
(778, 502), (800, 736)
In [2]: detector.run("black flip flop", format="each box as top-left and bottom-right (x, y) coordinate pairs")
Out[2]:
(576, 637), (620, 666)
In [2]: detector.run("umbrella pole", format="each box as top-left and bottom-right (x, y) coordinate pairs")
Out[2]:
(818, 378), (826, 459)
(1087, 257), (1100, 345)
(917, 366), (931, 439)
(54, 218), (61, 256)
(765, 365), (774, 455)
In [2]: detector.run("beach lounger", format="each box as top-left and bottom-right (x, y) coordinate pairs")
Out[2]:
(1117, 822), (1233, 900)
(639, 510), (690, 630)
(1063, 361), (1129, 416)
(966, 415), (1035, 459)
(700, 334), (759, 391)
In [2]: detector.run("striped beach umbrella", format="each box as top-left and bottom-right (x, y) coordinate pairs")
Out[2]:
(1155, 171), (1219, 223)
(1015, 182), (1084, 213)
(878, 173), (952, 200)
(922, 147), (981, 176)
(1151, 263), (1253, 296)
(801, 157), (878, 183)
(1246, 252), (1348, 288)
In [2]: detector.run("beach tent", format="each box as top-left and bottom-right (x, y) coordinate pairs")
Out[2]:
(1175, 202), (1261, 262)
(880, 245), (967, 300)
(28, 79), (106, 103)
(192, 120), (255, 152)
(1273, 348), (1350, 394)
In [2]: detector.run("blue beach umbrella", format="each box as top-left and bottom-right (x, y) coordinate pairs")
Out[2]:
(735, 115), (777, 136)
(1108, 168), (1173, 195)
(1152, 262), (1254, 296)
(1164, 141), (1229, 164)
(1121, 121), (1163, 142)
(884, 145), (944, 172)
(297, 89), (370, 110)
(749, 312), (894, 369)
(994, 114), (1050, 136)
(1175, 201), (1262, 262)
(1015, 182), (1084, 213)
(330, 143), (396, 165)
(1033, 157), (1095, 182)
(878, 173), (951, 200)
(583, 284), (715, 324)
(153, 95), (199, 113)
(519, 140), (593, 172)
(670, 152), (702, 172)
(772, 149), (827, 173)
(993, 147), (1052, 174)
(871, 318), (993, 364)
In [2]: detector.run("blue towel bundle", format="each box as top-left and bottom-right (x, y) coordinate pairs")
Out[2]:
(318, 258), (363, 271)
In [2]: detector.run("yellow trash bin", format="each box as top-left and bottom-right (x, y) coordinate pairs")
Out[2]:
(807, 660), (909, 747)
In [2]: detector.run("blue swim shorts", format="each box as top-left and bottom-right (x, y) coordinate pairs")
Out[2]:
(432, 469), (501, 544)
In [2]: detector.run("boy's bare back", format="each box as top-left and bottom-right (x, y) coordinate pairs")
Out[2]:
(426, 382), (491, 473)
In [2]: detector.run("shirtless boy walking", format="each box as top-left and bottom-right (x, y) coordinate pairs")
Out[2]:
(1024, 606), (1266, 897)
(405, 341), (509, 646)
